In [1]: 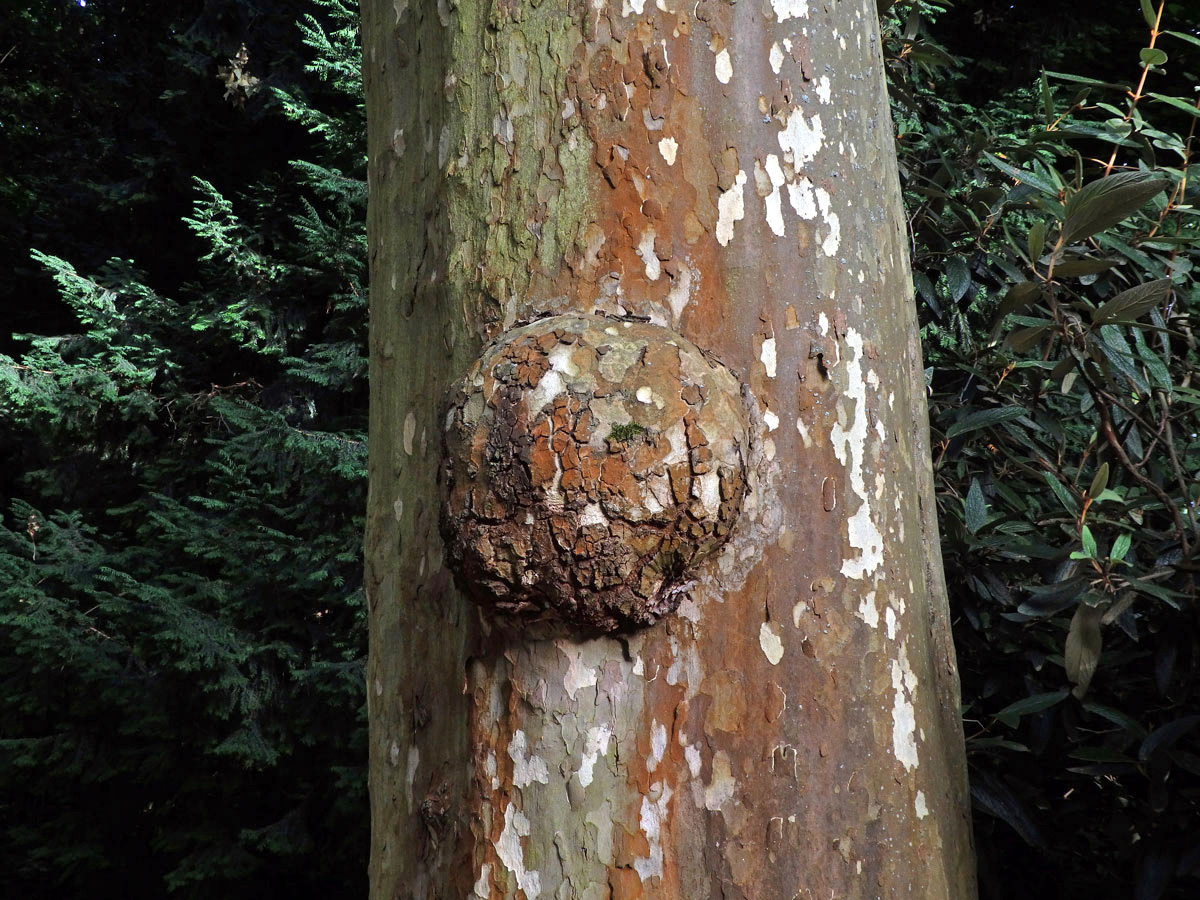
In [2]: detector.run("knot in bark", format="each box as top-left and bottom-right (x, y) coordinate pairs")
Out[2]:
(441, 313), (749, 633)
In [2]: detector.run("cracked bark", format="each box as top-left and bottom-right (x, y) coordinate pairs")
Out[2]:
(442, 314), (749, 633)
(362, 1), (976, 899)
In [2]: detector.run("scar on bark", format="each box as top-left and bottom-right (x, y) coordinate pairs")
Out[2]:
(441, 313), (750, 633)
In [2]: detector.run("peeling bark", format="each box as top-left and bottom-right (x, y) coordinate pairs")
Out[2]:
(362, 1), (976, 898)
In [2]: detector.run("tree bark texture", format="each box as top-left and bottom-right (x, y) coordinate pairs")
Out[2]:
(362, 1), (976, 898)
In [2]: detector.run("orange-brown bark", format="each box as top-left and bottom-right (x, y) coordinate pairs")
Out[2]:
(362, 1), (976, 898)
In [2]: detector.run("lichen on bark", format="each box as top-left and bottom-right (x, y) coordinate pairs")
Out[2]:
(441, 313), (749, 632)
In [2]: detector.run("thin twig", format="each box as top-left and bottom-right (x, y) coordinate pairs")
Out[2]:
(1102, 1), (1165, 176)
(1092, 385), (1189, 555)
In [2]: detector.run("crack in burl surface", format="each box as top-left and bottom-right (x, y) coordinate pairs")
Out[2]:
(441, 314), (749, 633)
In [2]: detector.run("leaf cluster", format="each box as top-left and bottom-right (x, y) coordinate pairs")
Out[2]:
(886, 3), (1200, 897)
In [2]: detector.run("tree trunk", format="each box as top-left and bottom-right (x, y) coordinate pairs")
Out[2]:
(361, 1), (976, 898)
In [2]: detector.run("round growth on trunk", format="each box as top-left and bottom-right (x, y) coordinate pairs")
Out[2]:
(441, 313), (750, 633)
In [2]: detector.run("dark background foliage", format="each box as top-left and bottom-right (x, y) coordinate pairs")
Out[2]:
(1, 1), (367, 897)
(885, 2), (1199, 898)
(0, 1), (1196, 898)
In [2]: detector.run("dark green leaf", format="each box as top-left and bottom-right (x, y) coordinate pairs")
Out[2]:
(1137, 848), (1174, 899)
(1043, 70), (1130, 90)
(1090, 326), (1150, 394)
(1054, 257), (1120, 277)
(995, 690), (1070, 720)
(965, 478), (987, 534)
(1062, 172), (1169, 245)
(1043, 472), (1080, 514)
(1139, 715), (1200, 761)
(1080, 525), (1098, 559)
(969, 737), (1032, 752)
(1110, 533), (1131, 562)
(1092, 278), (1171, 325)
(1125, 578), (1184, 609)
(1134, 334), (1172, 390)
(908, 43), (956, 68)
(913, 270), (944, 317)
(1027, 220), (1046, 263)
(945, 406), (1028, 439)
(1069, 746), (1134, 763)
(1067, 762), (1137, 776)
(1009, 312), (1057, 326)
(1141, 0), (1157, 27)
(913, 270), (936, 303)
(1088, 462), (1109, 497)
(1139, 47), (1168, 67)
(1019, 577), (1090, 617)
(1163, 29), (1200, 50)
(993, 282), (1043, 321)
(1070, 86), (1093, 107)
(1062, 120), (1135, 144)
(1171, 749), (1200, 778)
(1083, 701), (1148, 737)
(946, 256), (971, 302)
(1146, 91), (1200, 118)
(970, 770), (1045, 848)
(1049, 354), (1075, 382)
(1095, 232), (1163, 274)
(1066, 602), (1103, 698)
(1005, 324), (1051, 352)
(983, 152), (1060, 196)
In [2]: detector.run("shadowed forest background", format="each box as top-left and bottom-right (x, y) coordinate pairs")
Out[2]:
(1, 1), (1197, 898)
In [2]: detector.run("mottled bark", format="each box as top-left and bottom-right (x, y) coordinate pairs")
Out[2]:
(362, 1), (976, 899)
(441, 314), (751, 633)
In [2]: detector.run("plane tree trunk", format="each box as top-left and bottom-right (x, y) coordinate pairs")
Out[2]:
(360, 1), (976, 898)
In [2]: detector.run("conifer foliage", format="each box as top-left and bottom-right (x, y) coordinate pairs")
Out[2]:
(0, 2), (368, 897)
